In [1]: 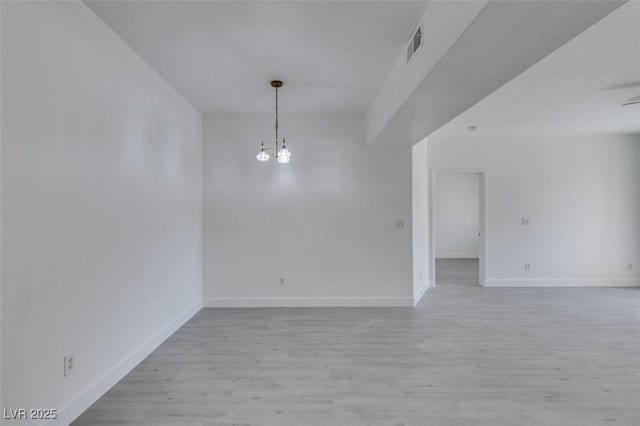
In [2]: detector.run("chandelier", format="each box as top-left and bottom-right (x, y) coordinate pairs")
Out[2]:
(256, 80), (291, 164)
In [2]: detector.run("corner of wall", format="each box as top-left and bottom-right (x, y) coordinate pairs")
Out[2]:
(51, 301), (202, 426)
(2, 2), (205, 422)
(412, 137), (430, 306)
(636, 136), (640, 277)
(413, 282), (428, 306)
(0, 0), (3, 416)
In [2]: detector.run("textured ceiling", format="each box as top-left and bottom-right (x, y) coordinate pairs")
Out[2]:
(86, 0), (430, 114)
(431, 0), (640, 138)
(86, 1), (636, 137)
(368, 0), (628, 145)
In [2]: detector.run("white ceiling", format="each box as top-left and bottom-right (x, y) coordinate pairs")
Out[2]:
(367, 0), (628, 145)
(86, 0), (430, 114)
(431, 0), (640, 138)
(87, 0), (638, 137)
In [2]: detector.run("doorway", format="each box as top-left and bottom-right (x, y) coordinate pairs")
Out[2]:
(430, 171), (486, 287)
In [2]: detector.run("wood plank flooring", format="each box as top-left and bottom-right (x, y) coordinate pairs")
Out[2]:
(435, 258), (479, 287)
(74, 260), (640, 425)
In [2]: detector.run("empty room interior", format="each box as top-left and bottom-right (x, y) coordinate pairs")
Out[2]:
(1, 0), (640, 425)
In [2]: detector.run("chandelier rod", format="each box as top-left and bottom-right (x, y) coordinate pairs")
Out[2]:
(275, 84), (279, 155)
(256, 80), (289, 164)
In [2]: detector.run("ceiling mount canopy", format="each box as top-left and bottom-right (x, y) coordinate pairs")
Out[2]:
(256, 80), (291, 164)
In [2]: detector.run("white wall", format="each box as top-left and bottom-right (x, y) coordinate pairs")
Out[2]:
(1, 2), (202, 424)
(637, 142), (640, 271)
(434, 173), (480, 258)
(429, 133), (640, 287)
(203, 114), (413, 306)
(0, 1), (3, 417)
(411, 138), (429, 304)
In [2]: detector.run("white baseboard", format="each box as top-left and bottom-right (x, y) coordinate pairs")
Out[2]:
(413, 282), (429, 306)
(436, 254), (479, 259)
(204, 297), (413, 307)
(485, 279), (640, 288)
(49, 300), (203, 426)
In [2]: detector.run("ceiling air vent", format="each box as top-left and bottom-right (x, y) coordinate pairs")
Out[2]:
(406, 24), (422, 63)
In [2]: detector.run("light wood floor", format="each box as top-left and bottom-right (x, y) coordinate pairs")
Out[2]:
(74, 260), (640, 425)
(435, 258), (479, 287)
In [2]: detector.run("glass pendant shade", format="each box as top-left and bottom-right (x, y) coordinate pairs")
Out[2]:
(277, 148), (291, 164)
(256, 150), (269, 162)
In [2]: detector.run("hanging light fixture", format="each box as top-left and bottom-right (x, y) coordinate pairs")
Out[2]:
(256, 80), (291, 164)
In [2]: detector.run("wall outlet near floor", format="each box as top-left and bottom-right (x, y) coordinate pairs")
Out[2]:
(524, 262), (530, 271)
(280, 277), (285, 286)
(521, 218), (530, 226)
(64, 353), (76, 377)
(395, 219), (406, 230)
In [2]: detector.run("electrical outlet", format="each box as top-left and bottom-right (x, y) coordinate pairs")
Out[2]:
(64, 353), (75, 377)
(395, 219), (406, 230)
(280, 277), (285, 286)
(524, 263), (530, 271)
(521, 218), (530, 226)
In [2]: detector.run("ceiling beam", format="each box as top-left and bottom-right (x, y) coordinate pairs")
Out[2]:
(367, 0), (627, 146)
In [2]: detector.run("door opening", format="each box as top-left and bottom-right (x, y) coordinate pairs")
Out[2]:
(430, 171), (486, 287)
